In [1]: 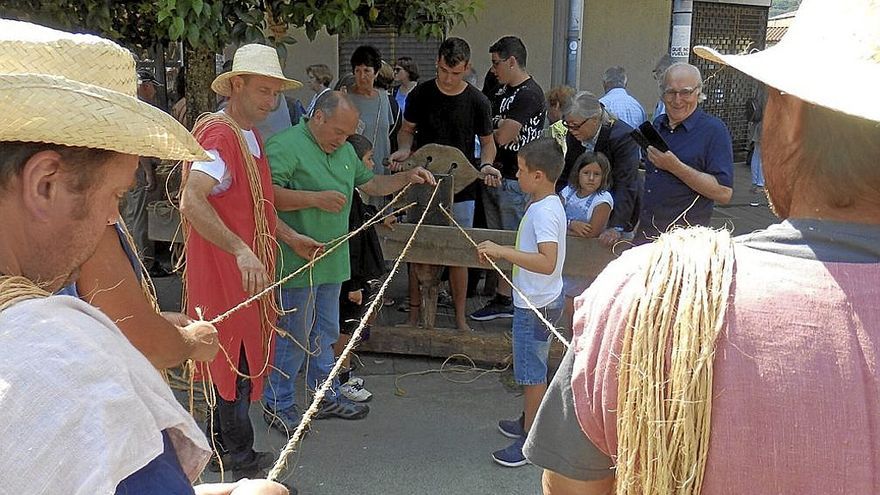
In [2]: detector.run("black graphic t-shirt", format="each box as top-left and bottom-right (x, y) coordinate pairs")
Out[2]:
(491, 77), (546, 179)
(404, 80), (493, 202)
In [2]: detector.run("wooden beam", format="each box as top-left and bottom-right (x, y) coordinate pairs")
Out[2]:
(358, 324), (566, 366)
(376, 224), (617, 278)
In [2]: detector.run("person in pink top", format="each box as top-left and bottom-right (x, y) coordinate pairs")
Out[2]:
(523, 0), (880, 493)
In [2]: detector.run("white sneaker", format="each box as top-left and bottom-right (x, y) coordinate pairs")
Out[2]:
(348, 376), (364, 387)
(340, 380), (372, 402)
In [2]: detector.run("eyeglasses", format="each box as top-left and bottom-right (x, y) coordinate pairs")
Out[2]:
(490, 56), (510, 68)
(563, 119), (588, 131)
(563, 114), (598, 131)
(662, 86), (701, 99)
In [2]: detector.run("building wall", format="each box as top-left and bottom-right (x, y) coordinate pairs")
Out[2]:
(448, 0), (556, 93)
(276, 0), (667, 114)
(579, 0), (672, 118)
(279, 27), (339, 109)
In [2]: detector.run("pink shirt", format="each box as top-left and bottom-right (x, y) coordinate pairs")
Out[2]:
(571, 221), (880, 493)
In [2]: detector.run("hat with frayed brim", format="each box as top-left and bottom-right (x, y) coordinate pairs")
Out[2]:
(211, 44), (302, 97)
(0, 19), (209, 161)
(694, 0), (880, 123)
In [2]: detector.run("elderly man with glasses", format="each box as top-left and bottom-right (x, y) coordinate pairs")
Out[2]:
(559, 92), (641, 247)
(634, 61), (733, 244)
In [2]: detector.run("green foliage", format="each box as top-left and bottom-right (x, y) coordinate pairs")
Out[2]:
(0, 0), (485, 50)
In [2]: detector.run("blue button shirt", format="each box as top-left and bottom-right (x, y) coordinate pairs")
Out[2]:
(639, 108), (733, 241)
(599, 88), (648, 129)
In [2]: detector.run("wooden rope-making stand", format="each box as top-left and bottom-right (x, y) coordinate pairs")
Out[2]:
(148, 144), (618, 367)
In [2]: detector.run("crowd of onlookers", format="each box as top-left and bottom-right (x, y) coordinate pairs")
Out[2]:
(124, 33), (743, 473)
(5, 1), (878, 492)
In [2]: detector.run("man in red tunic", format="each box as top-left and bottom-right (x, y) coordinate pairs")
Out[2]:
(180, 44), (321, 478)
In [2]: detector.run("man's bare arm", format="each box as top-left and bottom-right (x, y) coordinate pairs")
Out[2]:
(77, 225), (218, 368)
(179, 170), (269, 295)
(276, 220), (324, 261)
(358, 167), (436, 197)
(479, 133), (498, 165)
(494, 119), (523, 147)
(273, 185), (346, 213)
(647, 146), (733, 204)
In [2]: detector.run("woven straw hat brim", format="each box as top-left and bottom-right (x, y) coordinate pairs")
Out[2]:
(0, 73), (209, 161)
(693, 0), (880, 124)
(211, 70), (303, 97)
(693, 45), (880, 124)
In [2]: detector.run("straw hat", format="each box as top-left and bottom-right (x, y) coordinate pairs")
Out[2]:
(0, 19), (208, 161)
(211, 44), (302, 97)
(693, 0), (880, 123)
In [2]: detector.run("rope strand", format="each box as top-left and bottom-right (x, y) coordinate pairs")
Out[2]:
(439, 205), (570, 348)
(267, 179), (444, 481)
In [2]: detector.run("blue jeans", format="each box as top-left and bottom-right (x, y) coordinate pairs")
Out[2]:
(512, 294), (563, 385)
(482, 179), (529, 231)
(264, 283), (342, 411)
(751, 141), (764, 187)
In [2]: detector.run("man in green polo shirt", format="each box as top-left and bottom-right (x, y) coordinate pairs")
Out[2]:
(263, 91), (433, 429)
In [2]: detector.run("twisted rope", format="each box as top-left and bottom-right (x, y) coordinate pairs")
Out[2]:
(439, 205), (570, 348)
(267, 179), (444, 482)
(0, 276), (50, 312)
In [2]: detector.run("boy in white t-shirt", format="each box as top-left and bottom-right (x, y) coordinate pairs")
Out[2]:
(476, 137), (567, 467)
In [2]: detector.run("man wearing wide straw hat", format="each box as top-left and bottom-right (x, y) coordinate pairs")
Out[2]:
(523, 0), (880, 493)
(0, 19), (287, 495)
(179, 43), (321, 476)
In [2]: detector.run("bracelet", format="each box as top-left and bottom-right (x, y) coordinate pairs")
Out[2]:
(479, 163), (493, 170)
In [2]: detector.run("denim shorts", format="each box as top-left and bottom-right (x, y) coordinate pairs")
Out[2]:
(512, 293), (564, 385)
(451, 200), (475, 228)
(482, 179), (529, 231)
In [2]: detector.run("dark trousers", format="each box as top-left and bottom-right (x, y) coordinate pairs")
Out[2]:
(208, 346), (256, 466)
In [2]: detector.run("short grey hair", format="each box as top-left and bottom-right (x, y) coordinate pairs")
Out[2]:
(313, 90), (355, 118)
(563, 91), (610, 124)
(602, 66), (627, 89)
(660, 62), (707, 103)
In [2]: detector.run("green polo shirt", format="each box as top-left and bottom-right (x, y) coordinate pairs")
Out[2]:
(267, 121), (374, 288)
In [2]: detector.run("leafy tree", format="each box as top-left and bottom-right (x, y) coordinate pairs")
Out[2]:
(0, 0), (483, 125)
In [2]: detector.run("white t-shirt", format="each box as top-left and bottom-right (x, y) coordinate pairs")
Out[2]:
(190, 111), (262, 195)
(560, 185), (614, 224)
(512, 194), (567, 308)
(0, 296), (210, 493)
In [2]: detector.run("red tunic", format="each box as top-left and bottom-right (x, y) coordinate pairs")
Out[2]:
(185, 119), (277, 402)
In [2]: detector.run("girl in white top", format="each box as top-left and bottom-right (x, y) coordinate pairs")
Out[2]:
(559, 151), (614, 325)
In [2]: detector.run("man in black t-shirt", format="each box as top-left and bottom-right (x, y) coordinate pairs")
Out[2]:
(389, 37), (499, 331)
(471, 35), (547, 322)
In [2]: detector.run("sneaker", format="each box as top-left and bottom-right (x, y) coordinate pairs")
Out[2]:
(492, 436), (530, 468)
(208, 450), (274, 475)
(469, 295), (514, 321)
(438, 289), (454, 308)
(263, 404), (304, 436)
(206, 451), (232, 473)
(340, 380), (373, 402)
(233, 451), (275, 478)
(314, 396), (370, 420)
(497, 412), (525, 439)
